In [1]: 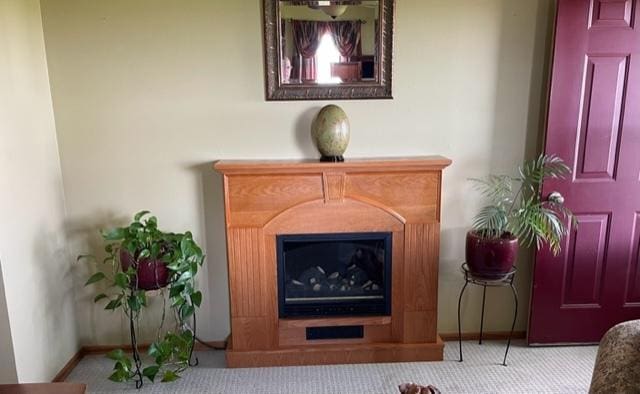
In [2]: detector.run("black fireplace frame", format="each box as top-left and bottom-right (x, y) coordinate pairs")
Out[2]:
(276, 232), (392, 318)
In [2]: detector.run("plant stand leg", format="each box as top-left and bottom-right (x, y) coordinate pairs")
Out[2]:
(129, 311), (143, 389)
(188, 313), (199, 367)
(457, 280), (468, 362)
(479, 285), (487, 345)
(502, 281), (518, 367)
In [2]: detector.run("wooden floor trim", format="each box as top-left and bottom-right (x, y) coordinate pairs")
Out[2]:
(52, 339), (228, 382)
(439, 331), (526, 341)
(82, 340), (227, 355)
(52, 349), (85, 382)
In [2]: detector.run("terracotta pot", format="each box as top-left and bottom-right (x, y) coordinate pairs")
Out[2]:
(120, 249), (169, 290)
(465, 231), (518, 279)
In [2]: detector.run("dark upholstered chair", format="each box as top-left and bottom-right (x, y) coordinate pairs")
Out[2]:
(589, 320), (640, 393)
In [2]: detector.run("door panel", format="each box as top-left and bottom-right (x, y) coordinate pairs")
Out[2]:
(561, 214), (610, 307)
(576, 56), (627, 180)
(528, 0), (640, 344)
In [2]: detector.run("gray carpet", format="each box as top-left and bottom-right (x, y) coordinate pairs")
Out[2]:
(66, 340), (598, 393)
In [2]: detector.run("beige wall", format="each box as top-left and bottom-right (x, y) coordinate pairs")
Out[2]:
(39, 0), (554, 344)
(0, 0), (79, 382)
(0, 261), (17, 384)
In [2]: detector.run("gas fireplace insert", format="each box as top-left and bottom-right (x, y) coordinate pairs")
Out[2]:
(277, 232), (392, 318)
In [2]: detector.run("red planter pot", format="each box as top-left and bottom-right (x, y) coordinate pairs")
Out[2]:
(465, 231), (518, 279)
(120, 250), (170, 290)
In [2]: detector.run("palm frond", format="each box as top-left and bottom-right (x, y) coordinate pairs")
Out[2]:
(472, 205), (508, 237)
(518, 154), (571, 194)
(470, 175), (513, 209)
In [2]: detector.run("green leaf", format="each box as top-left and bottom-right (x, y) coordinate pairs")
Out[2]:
(189, 261), (198, 276)
(114, 358), (132, 373)
(84, 272), (106, 286)
(106, 348), (125, 361)
(181, 329), (194, 343)
(148, 342), (161, 359)
(114, 272), (129, 289)
(136, 291), (147, 307)
(180, 237), (194, 258)
(150, 243), (160, 258)
(176, 271), (193, 283)
(127, 294), (142, 311)
(180, 304), (195, 320)
(146, 216), (158, 228)
(108, 369), (129, 382)
(93, 293), (108, 303)
(142, 365), (160, 382)
(472, 205), (508, 237)
(169, 284), (185, 298)
(101, 227), (126, 241)
(126, 291), (147, 311)
(139, 249), (151, 259)
(171, 295), (185, 308)
(190, 291), (202, 307)
(134, 210), (150, 221)
(161, 370), (180, 383)
(105, 298), (122, 310)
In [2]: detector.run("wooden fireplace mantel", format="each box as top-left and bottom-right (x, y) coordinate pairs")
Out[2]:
(214, 156), (451, 367)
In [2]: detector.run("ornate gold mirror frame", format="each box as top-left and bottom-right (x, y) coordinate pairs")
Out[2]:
(263, 0), (395, 101)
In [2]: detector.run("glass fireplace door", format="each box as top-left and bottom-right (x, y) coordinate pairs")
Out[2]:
(277, 232), (392, 318)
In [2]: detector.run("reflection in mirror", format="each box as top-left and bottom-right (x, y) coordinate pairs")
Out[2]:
(279, 1), (380, 85)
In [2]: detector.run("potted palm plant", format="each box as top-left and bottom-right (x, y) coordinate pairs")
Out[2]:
(467, 154), (574, 278)
(79, 211), (205, 386)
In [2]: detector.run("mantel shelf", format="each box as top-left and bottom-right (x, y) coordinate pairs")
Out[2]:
(214, 156), (452, 175)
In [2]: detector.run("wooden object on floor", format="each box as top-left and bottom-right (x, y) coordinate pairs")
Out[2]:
(215, 156), (451, 367)
(0, 383), (86, 394)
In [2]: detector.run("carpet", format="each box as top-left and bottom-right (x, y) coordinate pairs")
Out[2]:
(66, 340), (597, 393)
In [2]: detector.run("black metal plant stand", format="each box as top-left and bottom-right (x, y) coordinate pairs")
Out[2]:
(457, 263), (518, 366)
(128, 289), (198, 389)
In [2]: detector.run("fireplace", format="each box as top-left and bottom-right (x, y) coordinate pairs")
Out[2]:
(277, 232), (392, 318)
(215, 156), (451, 367)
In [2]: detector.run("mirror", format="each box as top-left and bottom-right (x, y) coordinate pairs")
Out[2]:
(264, 0), (395, 100)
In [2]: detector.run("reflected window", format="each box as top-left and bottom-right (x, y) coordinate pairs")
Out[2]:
(316, 32), (342, 84)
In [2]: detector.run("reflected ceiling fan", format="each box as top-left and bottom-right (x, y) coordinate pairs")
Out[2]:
(307, 1), (363, 19)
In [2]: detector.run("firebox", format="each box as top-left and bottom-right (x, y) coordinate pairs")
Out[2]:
(277, 232), (392, 318)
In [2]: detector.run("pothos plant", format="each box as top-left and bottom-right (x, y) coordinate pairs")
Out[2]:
(79, 211), (205, 384)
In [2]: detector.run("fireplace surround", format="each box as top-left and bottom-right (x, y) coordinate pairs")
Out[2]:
(215, 156), (451, 367)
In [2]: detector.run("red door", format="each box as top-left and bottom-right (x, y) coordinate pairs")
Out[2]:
(529, 0), (640, 344)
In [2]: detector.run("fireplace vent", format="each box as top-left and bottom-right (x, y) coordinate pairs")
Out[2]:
(306, 325), (364, 340)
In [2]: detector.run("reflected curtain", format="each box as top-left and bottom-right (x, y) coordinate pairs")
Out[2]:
(292, 20), (326, 81)
(328, 21), (362, 59)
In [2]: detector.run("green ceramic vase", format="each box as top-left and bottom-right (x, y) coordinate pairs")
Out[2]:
(310, 104), (350, 162)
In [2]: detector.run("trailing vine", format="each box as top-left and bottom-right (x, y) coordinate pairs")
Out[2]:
(79, 211), (205, 383)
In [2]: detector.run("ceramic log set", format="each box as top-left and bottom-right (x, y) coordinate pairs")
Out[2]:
(311, 104), (350, 162)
